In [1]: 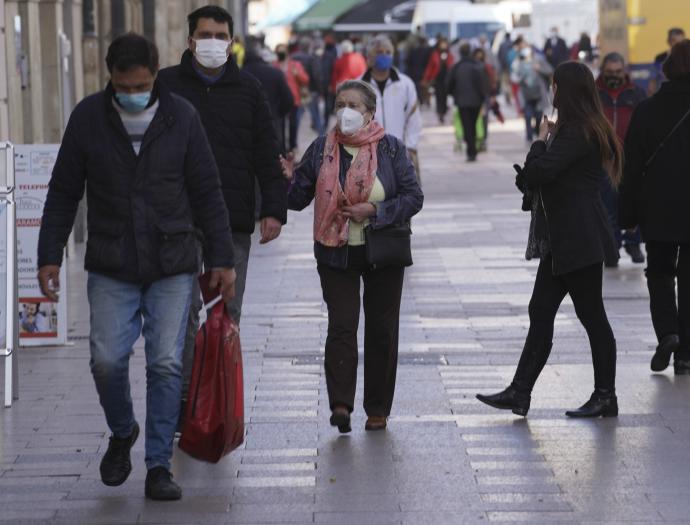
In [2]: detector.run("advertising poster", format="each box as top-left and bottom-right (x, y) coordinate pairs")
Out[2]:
(14, 145), (67, 346)
(0, 200), (6, 350)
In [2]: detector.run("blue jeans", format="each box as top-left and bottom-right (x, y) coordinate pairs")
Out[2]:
(87, 272), (194, 470)
(307, 92), (325, 136)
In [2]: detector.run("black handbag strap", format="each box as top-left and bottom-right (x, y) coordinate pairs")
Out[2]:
(644, 108), (690, 174)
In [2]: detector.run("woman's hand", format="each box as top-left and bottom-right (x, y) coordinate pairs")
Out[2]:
(279, 152), (295, 181)
(342, 203), (376, 223)
(537, 116), (555, 142)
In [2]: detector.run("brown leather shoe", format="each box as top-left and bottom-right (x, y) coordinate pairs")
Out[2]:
(365, 416), (387, 431)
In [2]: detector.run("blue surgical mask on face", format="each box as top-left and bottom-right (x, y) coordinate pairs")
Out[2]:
(115, 91), (152, 113)
(374, 54), (394, 71)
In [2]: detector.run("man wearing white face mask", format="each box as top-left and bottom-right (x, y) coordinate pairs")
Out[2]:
(158, 6), (287, 412)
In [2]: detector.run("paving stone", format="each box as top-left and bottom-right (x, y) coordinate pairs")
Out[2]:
(1, 107), (687, 524)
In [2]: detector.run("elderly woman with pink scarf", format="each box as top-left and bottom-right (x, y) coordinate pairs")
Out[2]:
(281, 80), (423, 433)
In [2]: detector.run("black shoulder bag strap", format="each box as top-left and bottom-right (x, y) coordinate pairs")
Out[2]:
(643, 108), (690, 175)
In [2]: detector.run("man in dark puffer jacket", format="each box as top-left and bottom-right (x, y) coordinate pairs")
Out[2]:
(157, 5), (287, 412)
(158, 6), (287, 319)
(37, 34), (235, 501)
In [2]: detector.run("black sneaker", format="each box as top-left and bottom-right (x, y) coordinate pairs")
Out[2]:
(145, 467), (182, 500)
(624, 244), (645, 263)
(100, 422), (139, 486)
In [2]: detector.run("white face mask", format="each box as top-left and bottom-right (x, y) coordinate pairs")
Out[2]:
(336, 107), (365, 135)
(194, 38), (229, 69)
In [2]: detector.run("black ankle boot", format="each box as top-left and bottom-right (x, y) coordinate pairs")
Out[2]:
(565, 389), (618, 418)
(651, 334), (679, 372)
(674, 359), (690, 375)
(476, 386), (531, 416)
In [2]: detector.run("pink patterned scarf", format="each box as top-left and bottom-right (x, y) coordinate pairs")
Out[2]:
(314, 120), (386, 247)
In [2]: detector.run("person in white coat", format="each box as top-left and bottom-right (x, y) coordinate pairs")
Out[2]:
(361, 35), (423, 183)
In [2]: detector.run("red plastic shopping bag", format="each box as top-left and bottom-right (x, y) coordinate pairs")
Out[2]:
(179, 275), (244, 462)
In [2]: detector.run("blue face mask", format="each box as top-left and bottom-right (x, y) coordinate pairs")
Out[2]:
(115, 91), (152, 113)
(374, 54), (394, 71)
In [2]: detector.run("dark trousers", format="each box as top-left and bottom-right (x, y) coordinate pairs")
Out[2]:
(323, 92), (335, 130)
(600, 178), (642, 249)
(435, 82), (448, 119)
(317, 247), (405, 416)
(645, 241), (690, 358)
(459, 106), (481, 159)
(288, 106), (303, 152)
(512, 254), (617, 393)
(523, 98), (542, 142)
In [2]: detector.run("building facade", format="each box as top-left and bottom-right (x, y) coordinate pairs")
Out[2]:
(1, 0), (248, 144)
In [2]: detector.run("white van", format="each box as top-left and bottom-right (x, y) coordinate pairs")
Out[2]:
(412, 0), (532, 43)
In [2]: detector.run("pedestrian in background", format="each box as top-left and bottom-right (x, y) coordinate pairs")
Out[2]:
(447, 42), (489, 162)
(330, 40), (368, 95)
(477, 62), (621, 418)
(243, 35), (294, 153)
(292, 36), (325, 136)
(361, 35), (422, 183)
(511, 46), (553, 143)
(596, 52), (646, 266)
(37, 33), (236, 500)
(158, 5), (287, 421)
(275, 42), (310, 152)
(422, 37), (453, 124)
(472, 46), (498, 152)
(281, 80), (423, 433)
(498, 32), (514, 105)
(405, 35), (432, 106)
(543, 27), (569, 69)
(321, 34), (339, 128)
(619, 39), (690, 375)
(648, 28), (686, 95)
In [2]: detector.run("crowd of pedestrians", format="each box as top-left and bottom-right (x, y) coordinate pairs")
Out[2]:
(32, 0), (690, 504)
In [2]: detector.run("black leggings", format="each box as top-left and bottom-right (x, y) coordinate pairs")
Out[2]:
(513, 254), (617, 392)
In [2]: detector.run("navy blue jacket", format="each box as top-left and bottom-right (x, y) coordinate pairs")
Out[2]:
(288, 134), (424, 269)
(158, 51), (287, 233)
(38, 82), (234, 283)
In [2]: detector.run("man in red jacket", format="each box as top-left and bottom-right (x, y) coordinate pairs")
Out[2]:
(330, 40), (367, 92)
(597, 52), (647, 266)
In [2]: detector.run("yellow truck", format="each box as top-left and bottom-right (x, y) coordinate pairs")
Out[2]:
(599, 0), (690, 90)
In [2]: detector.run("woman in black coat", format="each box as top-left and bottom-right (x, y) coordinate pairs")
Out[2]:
(619, 40), (690, 375)
(477, 61), (621, 418)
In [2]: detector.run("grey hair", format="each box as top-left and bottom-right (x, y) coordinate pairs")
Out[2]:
(367, 35), (394, 57)
(335, 80), (378, 113)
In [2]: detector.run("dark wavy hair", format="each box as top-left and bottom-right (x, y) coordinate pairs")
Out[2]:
(553, 61), (623, 186)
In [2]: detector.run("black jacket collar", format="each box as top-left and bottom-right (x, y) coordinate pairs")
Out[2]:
(362, 67), (400, 84)
(659, 78), (690, 94)
(179, 49), (241, 85)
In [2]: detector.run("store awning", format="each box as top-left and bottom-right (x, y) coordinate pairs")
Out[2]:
(333, 0), (416, 33)
(292, 0), (363, 32)
(254, 0), (319, 30)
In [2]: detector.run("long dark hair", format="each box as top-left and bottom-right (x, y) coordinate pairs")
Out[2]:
(552, 61), (622, 186)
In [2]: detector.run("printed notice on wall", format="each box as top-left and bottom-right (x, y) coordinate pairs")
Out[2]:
(14, 145), (67, 346)
(0, 200), (7, 350)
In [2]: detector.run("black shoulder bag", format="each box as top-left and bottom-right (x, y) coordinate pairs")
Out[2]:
(643, 108), (690, 176)
(364, 223), (413, 269)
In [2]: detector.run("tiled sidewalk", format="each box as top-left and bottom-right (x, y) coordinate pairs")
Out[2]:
(2, 110), (689, 524)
